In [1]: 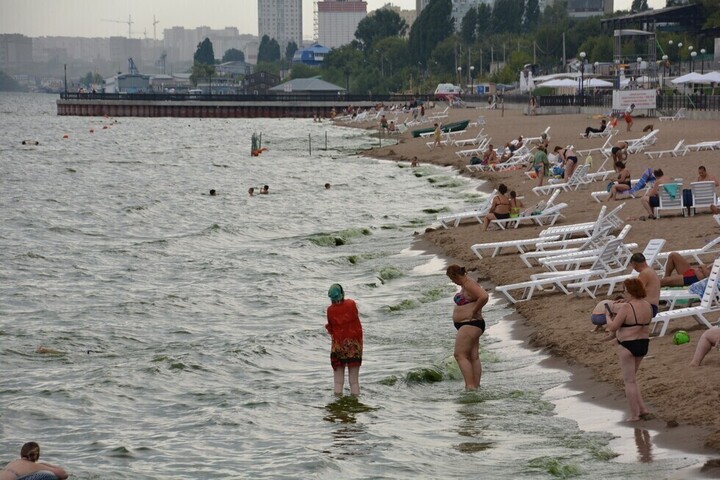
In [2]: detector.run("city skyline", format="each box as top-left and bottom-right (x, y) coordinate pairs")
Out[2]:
(1, 0), (664, 40)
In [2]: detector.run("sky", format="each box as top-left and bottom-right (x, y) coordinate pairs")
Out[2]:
(0, 0), (664, 39)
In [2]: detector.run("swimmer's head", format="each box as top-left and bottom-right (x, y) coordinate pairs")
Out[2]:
(328, 283), (345, 303)
(324, 183), (331, 189)
(209, 189), (216, 196)
(21, 442), (40, 462)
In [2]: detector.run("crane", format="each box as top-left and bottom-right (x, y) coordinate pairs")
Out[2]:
(101, 15), (133, 38)
(152, 15), (160, 41)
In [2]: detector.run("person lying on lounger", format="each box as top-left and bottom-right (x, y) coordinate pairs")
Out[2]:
(583, 119), (607, 137)
(660, 252), (712, 287)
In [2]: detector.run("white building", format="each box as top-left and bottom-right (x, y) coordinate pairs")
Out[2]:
(318, 0), (367, 48)
(258, 0), (303, 50)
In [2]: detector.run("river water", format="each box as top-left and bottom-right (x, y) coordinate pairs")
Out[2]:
(0, 93), (713, 479)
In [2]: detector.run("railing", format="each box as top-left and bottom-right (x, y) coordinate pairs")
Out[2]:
(59, 92), (433, 104)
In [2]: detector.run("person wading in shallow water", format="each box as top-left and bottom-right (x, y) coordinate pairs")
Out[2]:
(0, 441), (69, 480)
(446, 265), (489, 390)
(325, 283), (363, 396)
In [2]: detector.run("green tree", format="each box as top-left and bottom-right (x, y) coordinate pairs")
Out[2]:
(81, 71), (104, 86)
(190, 63), (216, 86)
(254, 61), (280, 76)
(258, 35), (281, 63)
(491, 0), (524, 33)
(409, 0), (454, 66)
(354, 8), (408, 51)
(476, 4), (492, 38)
(631, 0), (649, 11)
(290, 63), (319, 79)
(0, 70), (25, 91)
(222, 48), (245, 62)
(320, 44), (366, 93)
(193, 37), (215, 65)
(460, 7), (478, 44)
(523, 0), (540, 32)
(285, 41), (298, 62)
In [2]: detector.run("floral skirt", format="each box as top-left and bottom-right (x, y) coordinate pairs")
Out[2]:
(330, 338), (362, 370)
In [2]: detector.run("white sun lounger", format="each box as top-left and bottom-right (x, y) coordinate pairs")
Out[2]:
(688, 181), (718, 216)
(644, 139), (687, 159)
(436, 190), (497, 228)
(493, 239), (627, 303)
(655, 235), (720, 269)
(532, 164), (590, 196)
(685, 140), (720, 152)
(658, 108), (687, 122)
(566, 239), (666, 298)
(539, 203), (625, 240)
(650, 258), (720, 336)
(525, 126), (551, 144)
(520, 224), (624, 268)
(492, 202), (568, 230)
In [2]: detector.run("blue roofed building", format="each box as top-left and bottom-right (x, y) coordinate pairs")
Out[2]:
(292, 44), (331, 67)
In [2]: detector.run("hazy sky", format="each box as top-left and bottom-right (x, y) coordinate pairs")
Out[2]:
(0, 0), (661, 39)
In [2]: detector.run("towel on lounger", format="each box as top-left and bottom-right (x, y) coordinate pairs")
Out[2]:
(663, 183), (678, 199)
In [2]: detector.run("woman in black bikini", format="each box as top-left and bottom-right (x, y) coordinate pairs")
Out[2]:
(606, 161), (632, 202)
(446, 264), (489, 390)
(605, 278), (653, 422)
(482, 184), (511, 231)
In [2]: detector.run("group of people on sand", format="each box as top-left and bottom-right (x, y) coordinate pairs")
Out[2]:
(589, 249), (720, 420)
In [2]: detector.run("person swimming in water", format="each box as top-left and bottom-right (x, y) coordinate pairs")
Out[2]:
(0, 441), (68, 480)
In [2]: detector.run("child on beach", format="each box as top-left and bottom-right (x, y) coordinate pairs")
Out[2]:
(325, 284), (363, 396)
(528, 146), (550, 187)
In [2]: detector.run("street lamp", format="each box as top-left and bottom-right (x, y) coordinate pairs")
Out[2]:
(701, 48), (706, 74)
(593, 61), (599, 74)
(662, 54), (668, 87)
(579, 51), (586, 106)
(469, 66), (475, 94)
(677, 42), (683, 74)
(691, 51), (697, 72)
(457, 66), (462, 87)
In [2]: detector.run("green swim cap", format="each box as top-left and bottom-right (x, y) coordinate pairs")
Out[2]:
(673, 330), (690, 345)
(328, 284), (344, 303)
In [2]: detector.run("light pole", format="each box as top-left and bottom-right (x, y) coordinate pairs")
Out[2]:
(691, 51), (697, 72)
(701, 48), (706, 74)
(579, 51), (586, 106)
(677, 42), (683, 74)
(457, 66), (462, 88)
(470, 66), (475, 95)
(636, 57), (642, 82)
(662, 54), (668, 88)
(593, 61), (599, 74)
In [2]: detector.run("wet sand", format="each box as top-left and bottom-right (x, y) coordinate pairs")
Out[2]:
(342, 104), (720, 453)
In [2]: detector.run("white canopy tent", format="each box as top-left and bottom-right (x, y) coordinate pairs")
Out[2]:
(671, 72), (707, 84)
(700, 71), (720, 83)
(537, 78), (579, 88)
(584, 78), (613, 88)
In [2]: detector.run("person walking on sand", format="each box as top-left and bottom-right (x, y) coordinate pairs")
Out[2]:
(325, 284), (363, 396)
(604, 278), (653, 422)
(0, 441), (69, 480)
(432, 123), (443, 149)
(528, 146), (550, 187)
(624, 103), (635, 132)
(446, 264), (489, 390)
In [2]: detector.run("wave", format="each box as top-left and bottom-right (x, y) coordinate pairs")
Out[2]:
(307, 227), (372, 247)
(377, 265), (403, 283)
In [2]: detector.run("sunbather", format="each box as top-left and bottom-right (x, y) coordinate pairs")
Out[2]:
(641, 169), (667, 219)
(509, 190), (524, 217)
(606, 161), (632, 202)
(690, 327), (720, 366)
(611, 141), (629, 163)
(483, 184), (511, 231)
(697, 166), (720, 214)
(660, 251), (712, 287)
(584, 119), (607, 137)
(557, 145), (579, 180)
(482, 144), (498, 165)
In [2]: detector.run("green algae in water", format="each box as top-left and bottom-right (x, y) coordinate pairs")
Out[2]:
(347, 251), (389, 265)
(378, 266), (403, 281)
(379, 375), (398, 386)
(405, 367), (443, 384)
(454, 441), (494, 453)
(423, 207), (449, 214)
(380, 224), (399, 230)
(386, 299), (419, 312)
(308, 227), (372, 247)
(527, 457), (581, 478)
(418, 286), (448, 303)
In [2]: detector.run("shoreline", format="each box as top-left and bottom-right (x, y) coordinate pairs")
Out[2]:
(343, 104), (720, 453)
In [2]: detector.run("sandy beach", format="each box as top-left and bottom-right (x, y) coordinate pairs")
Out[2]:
(339, 103), (720, 452)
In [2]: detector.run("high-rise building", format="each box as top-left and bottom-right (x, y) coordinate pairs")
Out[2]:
(258, 0), (303, 50)
(318, 0), (367, 48)
(567, 0), (613, 17)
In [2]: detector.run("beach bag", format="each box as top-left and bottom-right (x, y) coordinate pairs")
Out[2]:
(606, 181), (615, 192)
(470, 156), (482, 165)
(591, 300), (613, 325)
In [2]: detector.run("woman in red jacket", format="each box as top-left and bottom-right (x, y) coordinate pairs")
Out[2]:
(326, 284), (363, 396)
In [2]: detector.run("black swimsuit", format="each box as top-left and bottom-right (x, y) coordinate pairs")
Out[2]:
(454, 318), (485, 332)
(617, 303), (650, 357)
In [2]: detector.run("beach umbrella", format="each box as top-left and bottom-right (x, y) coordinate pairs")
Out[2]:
(671, 72), (706, 84)
(537, 78), (578, 88)
(583, 78), (613, 88)
(700, 71), (720, 83)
